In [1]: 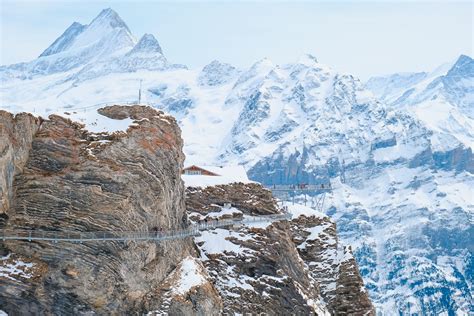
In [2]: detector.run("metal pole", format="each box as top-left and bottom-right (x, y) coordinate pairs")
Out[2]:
(138, 80), (142, 104)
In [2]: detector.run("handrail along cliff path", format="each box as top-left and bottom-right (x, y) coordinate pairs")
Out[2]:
(0, 184), (331, 243)
(0, 212), (291, 243)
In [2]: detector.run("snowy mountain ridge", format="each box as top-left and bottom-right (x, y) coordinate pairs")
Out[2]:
(0, 8), (184, 83)
(367, 55), (472, 111)
(0, 8), (472, 315)
(366, 55), (474, 151)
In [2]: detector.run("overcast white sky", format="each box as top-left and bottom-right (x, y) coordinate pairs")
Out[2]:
(0, 0), (472, 79)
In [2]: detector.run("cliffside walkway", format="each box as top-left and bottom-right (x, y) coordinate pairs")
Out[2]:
(0, 212), (291, 243)
(267, 184), (331, 210)
(266, 184), (332, 194)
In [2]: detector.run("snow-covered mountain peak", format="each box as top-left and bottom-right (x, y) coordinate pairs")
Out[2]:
(365, 72), (427, 101)
(0, 8), (141, 80)
(254, 57), (275, 69)
(248, 57), (276, 74)
(198, 60), (240, 86)
(70, 21), (84, 28)
(446, 54), (473, 78)
(365, 55), (474, 149)
(296, 53), (319, 66)
(39, 22), (86, 57)
(89, 8), (131, 32)
(127, 33), (163, 55)
(234, 58), (276, 87)
(67, 8), (135, 54)
(38, 8), (135, 59)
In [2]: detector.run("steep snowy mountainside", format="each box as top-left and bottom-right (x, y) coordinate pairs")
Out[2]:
(365, 58), (456, 106)
(128, 33), (163, 55)
(321, 167), (473, 314)
(365, 72), (428, 104)
(197, 60), (240, 86)
(218, 54), (345, 167)
(384, 55), (473, 113)
(70, 33), (185, 84)
(206, 54), (472, 314)
(436, 55), (473, 114)
(366, 55), (474, 149)
(215, 53), (443, 180)
(39, 22), (87, 58)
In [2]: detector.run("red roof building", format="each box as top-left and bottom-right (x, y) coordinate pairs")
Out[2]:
(182, 165), (220, 176)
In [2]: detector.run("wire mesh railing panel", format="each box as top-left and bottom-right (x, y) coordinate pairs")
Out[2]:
(0, 208), (291, 243)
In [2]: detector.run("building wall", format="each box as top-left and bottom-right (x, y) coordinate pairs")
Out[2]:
(183, 166), (219, 176)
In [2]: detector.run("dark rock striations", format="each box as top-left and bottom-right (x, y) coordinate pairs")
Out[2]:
(0, 111), (41, 222)
(0, 105), (221, 315)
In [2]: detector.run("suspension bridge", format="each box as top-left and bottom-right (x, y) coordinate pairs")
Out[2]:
(0, 212), (291, 243)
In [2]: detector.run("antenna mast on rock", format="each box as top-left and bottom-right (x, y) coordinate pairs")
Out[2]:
(138, 79), (143, 104)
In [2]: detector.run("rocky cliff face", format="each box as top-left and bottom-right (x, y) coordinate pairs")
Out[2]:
(0, 111), (41, 221)
(1, 105), (374, 315)
(0, 106), (221, 315)
(289, 214), (374, 315)
(186, 183), (375, 315)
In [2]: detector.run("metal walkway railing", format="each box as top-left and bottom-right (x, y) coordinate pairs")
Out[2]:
(266, 184), (332, 194)
(0, 212), (291, 243)
(268, 185), (331, 210)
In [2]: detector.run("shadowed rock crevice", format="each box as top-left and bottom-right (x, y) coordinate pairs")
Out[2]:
(0, 111), (42, 222)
